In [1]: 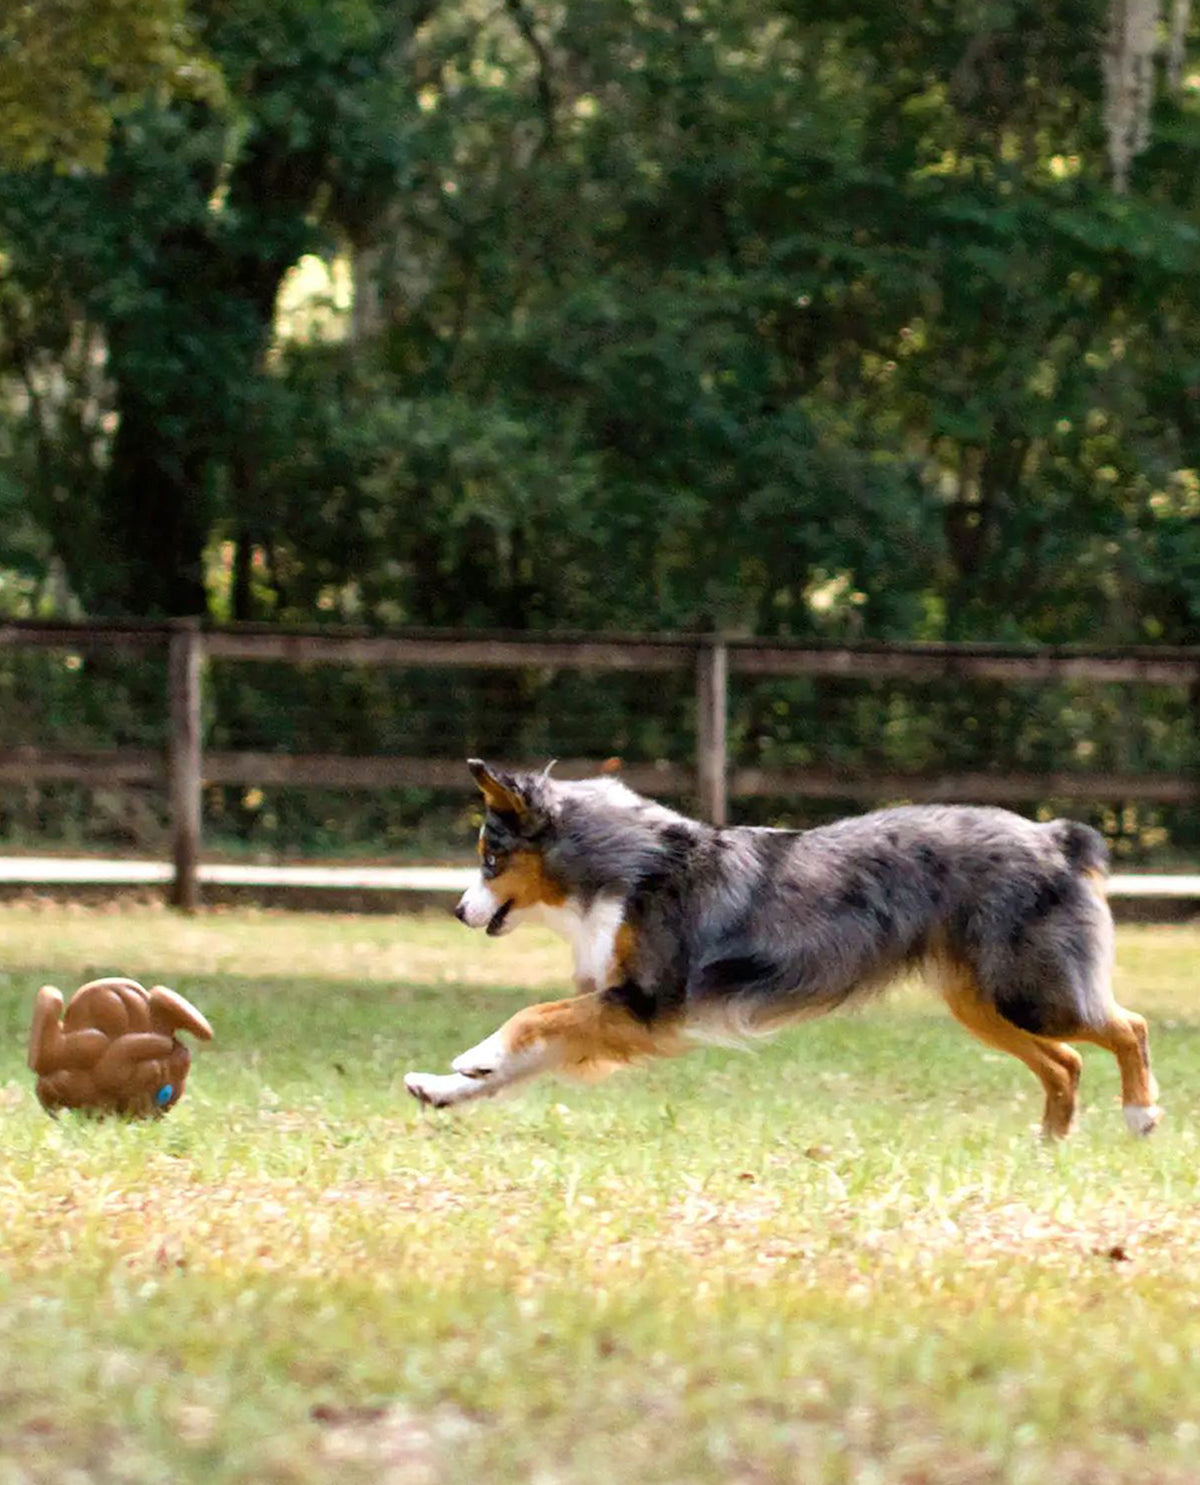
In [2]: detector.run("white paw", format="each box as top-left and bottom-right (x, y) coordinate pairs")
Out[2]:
(404, 1071), (477, 1109)
(1123, 1103), (1164, 1137)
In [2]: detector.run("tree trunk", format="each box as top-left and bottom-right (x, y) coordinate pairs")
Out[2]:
(90, 388), (212, 617)
(80, 217), (288, 618)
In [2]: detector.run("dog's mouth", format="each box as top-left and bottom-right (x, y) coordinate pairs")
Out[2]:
(486, 899), (514, 936)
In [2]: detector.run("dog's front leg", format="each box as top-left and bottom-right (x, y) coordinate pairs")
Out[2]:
(404, 991), (676, 1109)
(404, 999), (575, 1109)
(403, 1029), (558, 1109)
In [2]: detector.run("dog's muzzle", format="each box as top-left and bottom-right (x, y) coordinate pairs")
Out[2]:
(455, 879), (514, 934)
(485, 899), (513, 936)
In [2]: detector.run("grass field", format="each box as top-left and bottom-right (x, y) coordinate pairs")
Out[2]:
(1, 902), (1199, 1484)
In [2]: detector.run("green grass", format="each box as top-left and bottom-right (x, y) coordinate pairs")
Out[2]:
(2, 903), (1199, 1483)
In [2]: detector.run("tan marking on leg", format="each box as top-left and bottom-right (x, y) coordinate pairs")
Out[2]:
(941, 968), (1082, 1139)
(1071, 1007), (1161, 1132)
(503, 993), (681, 1080)
(1048, 885), (1162, 1133)
(406, 993), (683, 1109)
(613, 922), (639, 980)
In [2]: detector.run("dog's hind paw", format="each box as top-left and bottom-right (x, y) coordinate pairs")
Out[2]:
(1123, 1103), (1164, 1137)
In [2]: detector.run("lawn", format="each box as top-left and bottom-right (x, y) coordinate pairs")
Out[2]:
(1, 901), (1198, 1484)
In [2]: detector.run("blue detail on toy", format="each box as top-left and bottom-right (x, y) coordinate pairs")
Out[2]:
(155, 1084), (174, 1107)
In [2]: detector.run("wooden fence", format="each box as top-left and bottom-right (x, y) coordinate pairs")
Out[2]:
(0, 618), (1197, 908)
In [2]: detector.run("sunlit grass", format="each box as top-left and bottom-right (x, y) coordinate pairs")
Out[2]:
(1, 904), (1198, 1482)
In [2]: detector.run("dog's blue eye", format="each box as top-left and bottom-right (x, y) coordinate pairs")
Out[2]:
(483, 853), (497, 873)
(155, 1084), (173, 1107)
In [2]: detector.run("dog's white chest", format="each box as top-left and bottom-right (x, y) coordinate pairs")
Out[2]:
(535, 897), (625, 990)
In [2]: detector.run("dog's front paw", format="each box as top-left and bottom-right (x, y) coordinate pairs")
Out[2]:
(451, 1031), (507, 1080)
(405, 1071), (474, 1109)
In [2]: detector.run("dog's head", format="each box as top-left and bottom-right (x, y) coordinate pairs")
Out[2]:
(455, 759), (565, 936)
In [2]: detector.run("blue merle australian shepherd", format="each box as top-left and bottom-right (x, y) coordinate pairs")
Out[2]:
(404, 761), (1162, 1139)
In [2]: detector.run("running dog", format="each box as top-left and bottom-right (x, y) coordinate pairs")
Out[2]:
(404, 760), (1161, 1138)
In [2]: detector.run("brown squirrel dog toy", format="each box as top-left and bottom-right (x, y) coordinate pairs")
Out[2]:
(28, 977), (213, 1117)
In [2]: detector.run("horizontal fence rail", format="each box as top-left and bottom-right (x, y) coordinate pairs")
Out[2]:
(0, 618), (1194, 906)
(2, 752), (1195, 805)
(7, 618), (1200, 680)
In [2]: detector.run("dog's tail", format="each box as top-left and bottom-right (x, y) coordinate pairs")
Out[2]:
(1048, 819), (1109, 877)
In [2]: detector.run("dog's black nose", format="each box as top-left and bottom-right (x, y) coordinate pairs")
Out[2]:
(453, 903), (467, 923)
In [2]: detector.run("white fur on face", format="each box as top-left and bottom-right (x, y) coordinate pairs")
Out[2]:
(457, 863), (626, 983)
(456, 871), (507, 931)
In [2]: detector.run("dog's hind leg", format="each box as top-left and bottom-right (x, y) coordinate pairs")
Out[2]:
(941, 972), (1082, 1139)
(1059, 877), (1162, 1135)
(1071, 1008), (1161, 1136)
(405, 991), (681, 1109)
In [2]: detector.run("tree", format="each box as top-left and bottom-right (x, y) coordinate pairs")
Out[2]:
(0, 0), (214, 172)
(0, 0), (436, 615)
(1, 0), (1199, 640)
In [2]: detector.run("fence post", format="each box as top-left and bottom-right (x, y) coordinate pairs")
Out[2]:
(168, 620), (203, 911)
(696, 636), (728, 825)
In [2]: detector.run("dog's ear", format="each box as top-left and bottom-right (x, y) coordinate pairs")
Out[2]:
(467, 758), (528, 816)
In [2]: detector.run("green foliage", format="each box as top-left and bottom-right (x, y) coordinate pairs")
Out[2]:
(4, 0), (1200, 638)
(2, 1), (1200, 853)
(0, 0), (433, 615)
(0, 0), (217, 171)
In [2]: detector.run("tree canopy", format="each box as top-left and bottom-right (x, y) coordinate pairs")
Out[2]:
(0, 0), (216, 171)
(0, 0), (1197, 642)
